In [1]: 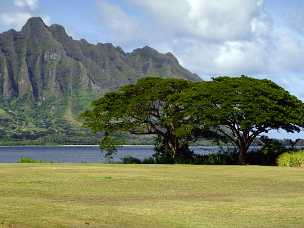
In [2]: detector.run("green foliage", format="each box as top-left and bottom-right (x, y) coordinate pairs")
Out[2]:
(122, 156), (142, 164)
(82, 77), (208, 162)
(99, 133), (120, 158)
(0, 92), (101, 145)
(247, 136), (288, 165)
(0, 108), (9, 118)
(142, 157), (156, 164)
(277, 151), (304, 167)
(179, 76), (304, 164)
(121, 156), (156, 164)
(192, 152), (239, 165)
(17, 157), (46, 163)
(83, 75), (304, 164)
(153, 135), (194, 163)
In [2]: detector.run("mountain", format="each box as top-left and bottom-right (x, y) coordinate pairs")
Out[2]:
(0, 17), (200, 144)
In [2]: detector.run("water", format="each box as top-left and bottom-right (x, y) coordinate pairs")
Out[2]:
(0, 145), (229, 163)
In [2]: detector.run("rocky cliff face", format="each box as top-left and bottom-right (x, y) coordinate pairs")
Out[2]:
(0, 17), (200, 144)
(0, 17), (199, 102)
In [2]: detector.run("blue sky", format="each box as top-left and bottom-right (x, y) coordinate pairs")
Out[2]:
(0, 0), (304, 139)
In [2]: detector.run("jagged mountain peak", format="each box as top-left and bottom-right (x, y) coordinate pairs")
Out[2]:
(23, 17), (45, 26)
(132, 46), (158, 55)
(49, 23), (68, 35)
(0, 17), (200, 100)
(21, 17), (48, 33)
(0, 17), (200, 142)
(131, 46), (178, 64)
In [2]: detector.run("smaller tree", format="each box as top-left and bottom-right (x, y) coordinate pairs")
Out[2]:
(180, 76), (304, 164)
(81, 77), (209, 163)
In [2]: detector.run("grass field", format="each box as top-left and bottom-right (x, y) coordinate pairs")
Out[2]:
(0, 164), (303, 227)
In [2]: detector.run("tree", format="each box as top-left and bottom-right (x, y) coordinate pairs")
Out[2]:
(81, 77), (209, 163)
(180, 76), (304, 164)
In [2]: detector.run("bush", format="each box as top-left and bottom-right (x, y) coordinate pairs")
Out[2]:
(142, 157), (155, 164)
(191, 138), (290, 166)
(247, 136), (289, 166)
(192, 152), (239, 165)
(17, 157), (44, 163)
(122, 156), (156, 164)
(277, 151), (304, 167)
(122, 156), (142, 164)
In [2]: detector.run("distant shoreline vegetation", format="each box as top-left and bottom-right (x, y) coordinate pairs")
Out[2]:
(0, 133), (219, 147)
(0, 140), (226, 147)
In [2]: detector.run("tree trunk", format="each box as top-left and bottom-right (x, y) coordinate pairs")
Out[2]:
(155, 130), (192, 163)
(167, 134), (191, 163)
(238, 142), (247, 165)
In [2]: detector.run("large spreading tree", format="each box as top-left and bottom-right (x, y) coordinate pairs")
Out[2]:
(179, 76), (304, 164)
(82, 77), (210, 163)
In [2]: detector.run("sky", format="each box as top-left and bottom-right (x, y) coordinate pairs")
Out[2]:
(0, 0), (304, 139)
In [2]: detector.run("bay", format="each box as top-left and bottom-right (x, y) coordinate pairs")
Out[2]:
(0, 145), (229, 163)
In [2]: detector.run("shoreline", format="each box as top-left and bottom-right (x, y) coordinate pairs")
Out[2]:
(0, 144), (155, 148)
(0, 145), (239, 148)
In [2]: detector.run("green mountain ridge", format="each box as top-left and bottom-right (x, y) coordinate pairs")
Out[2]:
(0, 17), (200, 144)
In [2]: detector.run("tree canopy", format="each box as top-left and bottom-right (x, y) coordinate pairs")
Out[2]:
(179, 76), (304, 164)
(82, 76), (304, 164)
(81, 77), (210, 163)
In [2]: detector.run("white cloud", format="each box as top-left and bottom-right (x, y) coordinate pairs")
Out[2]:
(108, 0), (304, 99)
(214, 40), (268, 74)
(270, 29), (304, 75)
(1, 0), (303, 101)
(116, 0), (273, 68)
(14, 0), (39, 10)
(97, 1), (141, 43)
(0, 12), (50, 30)
(0, 12), (33, 29)
(0, 0), (50, 31)
(116, 0), (272, 75)
(126, 0), (270, 41)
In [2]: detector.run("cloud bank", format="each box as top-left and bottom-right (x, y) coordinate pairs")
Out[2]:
(0, 0), (303, 100)
(0, 0), (49, 30)
(97, 0), (304, 98)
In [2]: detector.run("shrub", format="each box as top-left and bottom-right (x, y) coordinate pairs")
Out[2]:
(142, 157), (155, 164)
(191, 152), (239, 165)
(122, 156), (141, 164)
(277, 151), (304, 167)
(246, 137), (288, 166)
(17, 157), (44, 163)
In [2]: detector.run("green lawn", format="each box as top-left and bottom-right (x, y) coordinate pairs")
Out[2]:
(0, 165), (303, 227)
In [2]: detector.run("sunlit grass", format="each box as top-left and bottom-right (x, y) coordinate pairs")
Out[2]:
(0, 164), (303, 227)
